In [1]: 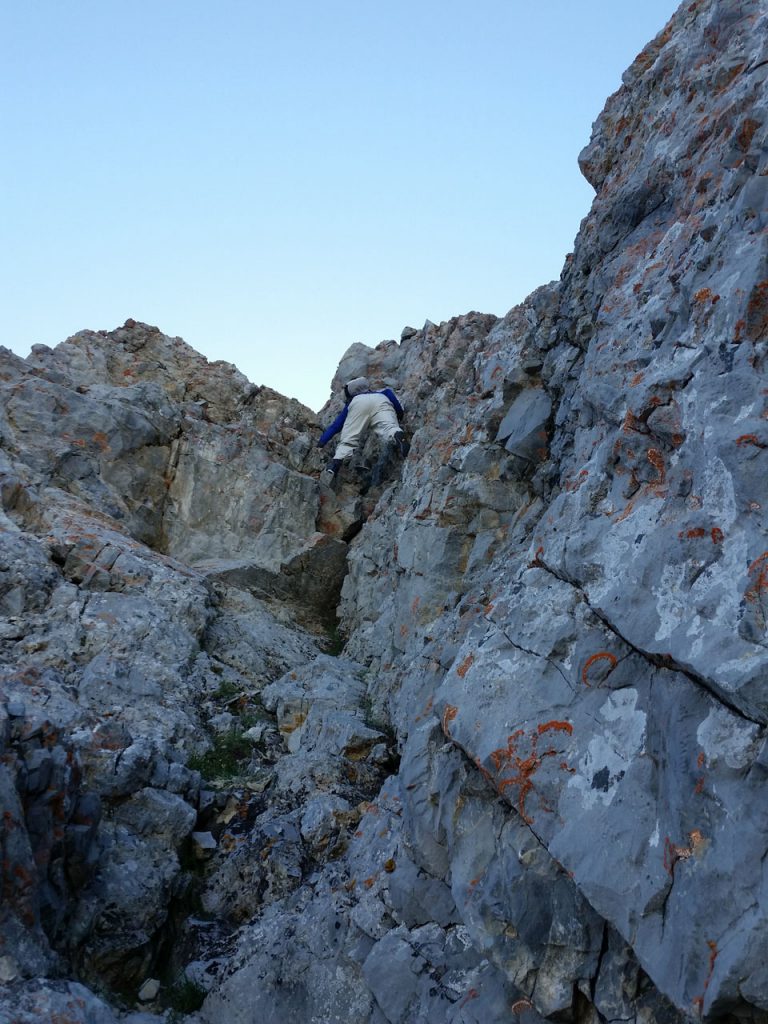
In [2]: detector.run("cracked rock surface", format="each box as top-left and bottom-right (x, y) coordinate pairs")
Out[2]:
(2, 1), (768, 1021)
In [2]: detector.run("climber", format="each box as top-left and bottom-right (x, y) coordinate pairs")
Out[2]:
(317, 376), (409, 485)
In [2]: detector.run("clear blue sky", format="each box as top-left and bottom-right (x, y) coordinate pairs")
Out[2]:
(1, 1), (678, 411)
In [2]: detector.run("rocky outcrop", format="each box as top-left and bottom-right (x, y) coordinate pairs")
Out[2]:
(2, 0), (768, 1021)
(0, 323), (344, 1012)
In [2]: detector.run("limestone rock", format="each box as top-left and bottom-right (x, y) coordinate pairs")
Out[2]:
(495, 386), (552, 466)
(137, 977), (161, 1002)
(0, 979), (167, 1024)
(3, 2), (768, 1021)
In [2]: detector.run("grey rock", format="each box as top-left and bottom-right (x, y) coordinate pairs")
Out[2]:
(243, 721), (270, 744)
(362, 927), (422, 1023)
(0, 980), (128, 1024)
(192, 832), (217, 859)
(112, 787), (196, 844)
(496, 387), (552, 465)
(137, 977), (161, 1002)
(207, 711), (236, 734)
(4, 3), (768, 1021)
(0, 955), (19, 983)
(300, 794), (352, 854)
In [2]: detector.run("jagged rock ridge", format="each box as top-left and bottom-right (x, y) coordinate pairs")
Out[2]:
(2, 0), (768, 1021)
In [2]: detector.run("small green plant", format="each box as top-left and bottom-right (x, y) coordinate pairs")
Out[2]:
(240, 707), (274, 731)
(211, 677), (243, 702)
(187, 729), (251, 780)
(324, 623), (346, 656)
(166, 978), (206, 1015)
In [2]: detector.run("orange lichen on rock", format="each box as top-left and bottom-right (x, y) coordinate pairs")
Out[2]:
(647, 448), (666, 483)
(622, 410), (642, 434)
(473, 755), (493, 784)
(581, 652), (618, 686)
(459, 988), (479, 1009)
(564, 468), (589, 492)
(715, 62), (745, 94)
(537, 720), (573, 736)
(633, 21), (674, 72)
(746, 280), (768, 341)
(704, 939), (719, 991)
(692, 940), (720, 1016)
(528, 545), (545, 568)
(456, 654), (474, 678)
(663, 829), (707, 876)
(615, 500), (636, 523)
(736, 118), (760, 152)
(441, 704), (458, 737)
(489, 722), (573, 824)
(745, 552), (768, 603)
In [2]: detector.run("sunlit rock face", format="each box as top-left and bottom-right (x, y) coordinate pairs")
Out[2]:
(2, 0), (768, 1021)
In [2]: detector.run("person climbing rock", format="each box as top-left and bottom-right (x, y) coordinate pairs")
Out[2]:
(317, 376), (409, 485)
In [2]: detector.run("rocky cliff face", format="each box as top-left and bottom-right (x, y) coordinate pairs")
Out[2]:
(2, 1), (768, 1021)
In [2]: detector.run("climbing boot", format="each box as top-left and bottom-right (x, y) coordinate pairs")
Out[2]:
(320, 459), (342, 487)
(394, 431), (410, 458)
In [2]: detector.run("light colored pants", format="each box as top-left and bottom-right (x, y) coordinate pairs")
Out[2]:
(334, 393), (400, 460)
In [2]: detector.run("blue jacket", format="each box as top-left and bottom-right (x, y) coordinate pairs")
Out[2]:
(318, 388), (404, 447)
